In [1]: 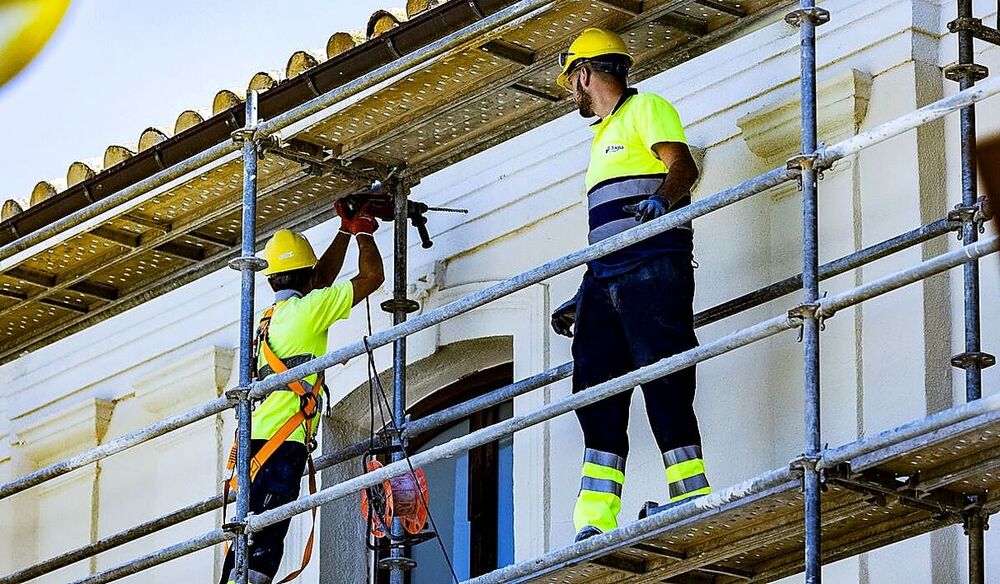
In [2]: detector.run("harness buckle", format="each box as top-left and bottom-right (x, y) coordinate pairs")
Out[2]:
(300, 393), (320, 419)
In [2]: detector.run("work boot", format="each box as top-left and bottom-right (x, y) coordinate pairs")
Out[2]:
(637, 493), (708, 520)
(574, 525), (603, 542)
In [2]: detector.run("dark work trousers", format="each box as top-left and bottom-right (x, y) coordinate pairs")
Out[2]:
(572, 253), (701, 459)
(220, 439), (308, 584)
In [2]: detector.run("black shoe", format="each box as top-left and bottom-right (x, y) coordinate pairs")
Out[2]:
(638, 500), (659, 520)
(574, 525), (603, 542)
(638, 494), (707, 519)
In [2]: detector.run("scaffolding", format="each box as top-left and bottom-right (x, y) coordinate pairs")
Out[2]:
(1, 0), (999, 583)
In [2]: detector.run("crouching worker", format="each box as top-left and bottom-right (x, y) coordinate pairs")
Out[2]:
(221, 201), (384, 584)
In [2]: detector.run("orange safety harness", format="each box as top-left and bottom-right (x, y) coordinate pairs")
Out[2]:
(222, 302), (320, 583)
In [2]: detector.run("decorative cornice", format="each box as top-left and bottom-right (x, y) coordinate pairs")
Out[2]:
(14, 398), (114, 467)
(133, 345), (235, 416)
(737, 69), (873, 168)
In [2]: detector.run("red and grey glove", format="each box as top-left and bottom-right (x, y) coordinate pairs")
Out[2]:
(335, 201), (379, 235)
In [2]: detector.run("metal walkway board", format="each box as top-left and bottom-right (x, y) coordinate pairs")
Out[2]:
(502, 408), (1000, 583)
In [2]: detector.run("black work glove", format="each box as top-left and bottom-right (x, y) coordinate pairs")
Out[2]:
(550, 292), (579, 338)
(622, 194), (671, 223)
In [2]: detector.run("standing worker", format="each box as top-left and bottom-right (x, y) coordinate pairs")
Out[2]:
(549, 28), (709, 542)
(221, 201), (385, 584)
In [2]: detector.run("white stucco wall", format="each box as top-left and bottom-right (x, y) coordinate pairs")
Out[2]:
(1, 0), (998, 582)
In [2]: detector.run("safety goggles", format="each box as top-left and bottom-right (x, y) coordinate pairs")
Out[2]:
(558, 51), (575, 68)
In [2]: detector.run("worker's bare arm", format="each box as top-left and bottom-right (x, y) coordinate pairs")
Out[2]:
(306, 231), (351, 294)
(652, 141), (699, 208)
(350, 234), (385, 305)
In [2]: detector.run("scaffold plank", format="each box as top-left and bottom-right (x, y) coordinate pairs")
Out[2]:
(503, 411), (1000, 583)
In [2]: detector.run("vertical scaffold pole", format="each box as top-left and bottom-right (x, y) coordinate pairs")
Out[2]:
(945, 2), (995, 582)
(382, 173), (418, 582)
(391, 177), (409, 584)
(953, 0), (988, 401)
(228, 89), (264, 584)
(967, 513), (985, 584)
(786, 2), (828, 583)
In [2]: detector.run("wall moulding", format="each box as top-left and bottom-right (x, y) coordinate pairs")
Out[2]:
(133, 345), (235, 416)
(737, 68), (873, 173)
(14, 398), (114, 468)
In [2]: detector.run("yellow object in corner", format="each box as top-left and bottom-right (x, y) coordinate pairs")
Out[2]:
(0, 0), (71, 89)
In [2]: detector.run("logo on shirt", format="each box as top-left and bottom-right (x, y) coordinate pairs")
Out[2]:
(604, 144), (625, 155)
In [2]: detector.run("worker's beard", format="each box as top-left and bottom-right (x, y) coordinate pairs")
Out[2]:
(574, 77), (596, 118)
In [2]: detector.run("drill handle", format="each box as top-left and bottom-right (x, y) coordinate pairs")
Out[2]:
(409, 213), (433, 249)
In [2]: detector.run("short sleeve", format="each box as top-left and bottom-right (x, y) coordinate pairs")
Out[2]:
(631, 94), (687, 153)
(302, 281), (353, 333)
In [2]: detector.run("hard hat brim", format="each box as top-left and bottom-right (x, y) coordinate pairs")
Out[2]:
(555, 51), (634, 91)
(261, 258), (317, 276)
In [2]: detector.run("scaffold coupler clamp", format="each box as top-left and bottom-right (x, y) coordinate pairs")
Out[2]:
(225, 385), (249, 400)
(942, 15), (991, 85)
(789, 453), (827, 490)
(784, 6), (830, 27)
(223, 512), (255, 546)
(947, 16), (1000, 50)
(962, 495), (989, 534)
(786, 149), (829, 190)
(225, 385), (257, 413)
(368, 427), (404, 457)
(948, 198), (992, 239)
(788, 302), (827, 342)
(231, 126), (280, 156)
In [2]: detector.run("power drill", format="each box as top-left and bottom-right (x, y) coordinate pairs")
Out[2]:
(338, 191), (467, 248)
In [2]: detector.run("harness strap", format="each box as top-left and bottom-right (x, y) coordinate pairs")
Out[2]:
(275, 456), (318, 584)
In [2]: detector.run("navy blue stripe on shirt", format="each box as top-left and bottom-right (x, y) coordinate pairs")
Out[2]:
(589, 194), (647, 230)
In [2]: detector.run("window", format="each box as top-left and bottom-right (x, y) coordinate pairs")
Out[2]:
(374, 364), (515, 582)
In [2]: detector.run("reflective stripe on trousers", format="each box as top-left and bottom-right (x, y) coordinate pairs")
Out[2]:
(574, 448), (626, 533)
(663, 445), (712, 502)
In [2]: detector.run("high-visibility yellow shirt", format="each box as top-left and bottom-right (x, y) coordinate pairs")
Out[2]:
(252, 281), (354, 444)
(584, 89), (692, 277)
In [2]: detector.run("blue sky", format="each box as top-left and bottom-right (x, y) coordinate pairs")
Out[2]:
(0, 0), (394, 200)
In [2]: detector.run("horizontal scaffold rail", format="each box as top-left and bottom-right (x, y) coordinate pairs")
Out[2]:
(70, 236), (999, 584)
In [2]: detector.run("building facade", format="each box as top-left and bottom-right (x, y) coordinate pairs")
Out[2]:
(1, 0), (998, 582)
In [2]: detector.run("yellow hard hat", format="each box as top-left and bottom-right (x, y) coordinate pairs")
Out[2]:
(261, 229), (317, 276)
(556, 28), (633, 90)
(0, 0), (71, 90)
